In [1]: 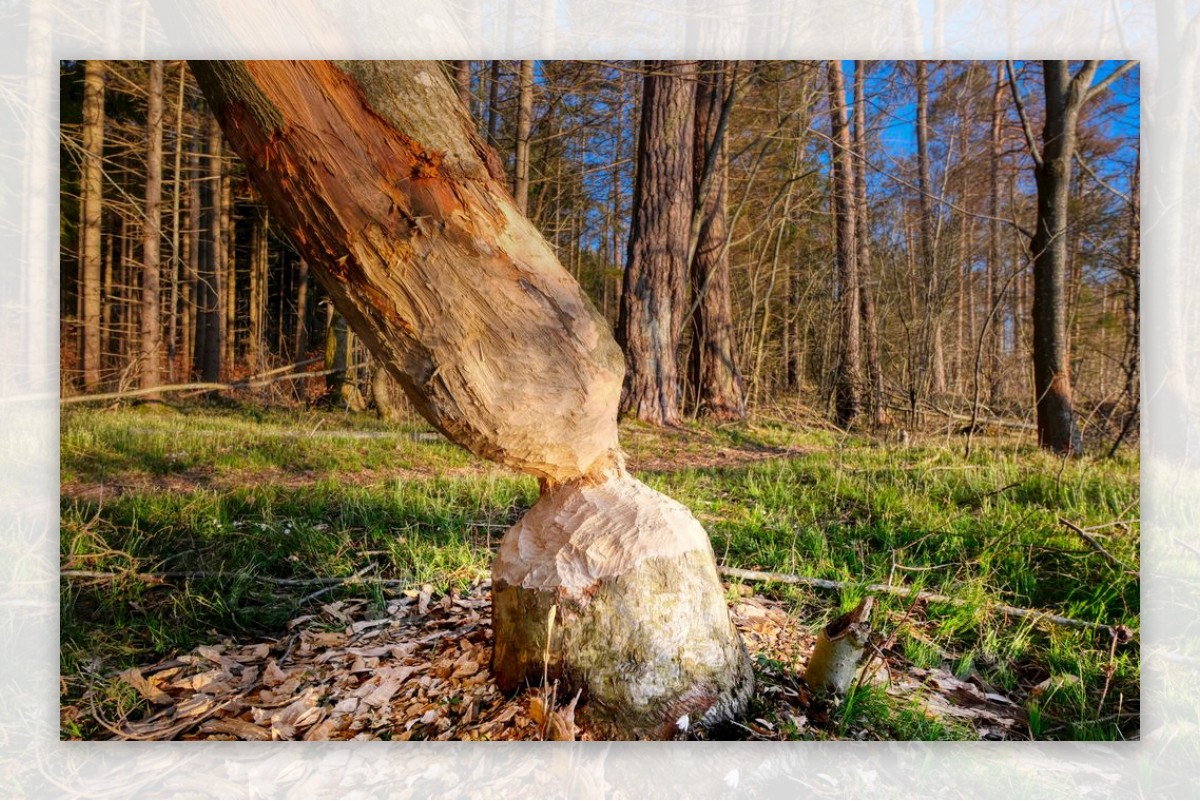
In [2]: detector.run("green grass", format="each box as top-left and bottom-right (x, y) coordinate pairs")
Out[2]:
(59, 403), (1139, 741)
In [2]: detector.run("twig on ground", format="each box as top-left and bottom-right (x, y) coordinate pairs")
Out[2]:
(718, 566), (1133, 638)
(1058, 517), (1127, 571)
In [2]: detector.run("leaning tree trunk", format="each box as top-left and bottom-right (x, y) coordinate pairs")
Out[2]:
(189, 59), (751, 738)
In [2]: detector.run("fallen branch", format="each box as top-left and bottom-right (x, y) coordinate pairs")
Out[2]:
(718, 566), (1133, 638)
(883, 401), (1035, 432)
(60, 357), (341, 404)
(1058, 517), (1128, 572)
(60, 568), (407, 590)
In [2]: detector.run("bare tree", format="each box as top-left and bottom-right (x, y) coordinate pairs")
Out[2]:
(1009, 59), (1135, 454)
(852, 60), (885, 425)
(827, 60), (862, 428)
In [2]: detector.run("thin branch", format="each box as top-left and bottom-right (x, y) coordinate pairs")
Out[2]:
(1006, 60), (1043, 169)
(1085, 60), (1137, 104)
(1058, 517), (1129, 572)
(1074, 151), (1131, 206)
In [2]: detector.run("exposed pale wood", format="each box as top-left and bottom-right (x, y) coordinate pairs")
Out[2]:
(493, 473), (753, 738)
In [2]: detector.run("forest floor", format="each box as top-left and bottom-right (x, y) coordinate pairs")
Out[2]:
(59, 401), (1140, 741)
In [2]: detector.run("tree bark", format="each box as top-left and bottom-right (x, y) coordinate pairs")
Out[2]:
(828, 60), (862, 428)
(688, 61), (746, 421)
(986, 63), (1005, 404)
(1029, 61), (1089, 455)
(220, 153), (236, 372)
(293, 257), (309, 359)
(80, 60), (105, 391)
(915, 61), (946, 400)
(453, 60), (471, 110)
(140, 60), (164, 395)
(194, 113), (222, 383)
(190, 59), (749, 738)
(514, 60), (534, 215)
(617, 60), (696, 426)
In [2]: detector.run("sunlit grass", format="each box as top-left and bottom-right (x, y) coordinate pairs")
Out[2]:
(59, 403), (1139, 741)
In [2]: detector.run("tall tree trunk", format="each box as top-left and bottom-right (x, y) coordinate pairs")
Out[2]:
(220, 155), (235, 372)
(191, 59), (750, 738)
(195, 113), (222, 383)
(828, 60), (862, 428)
(453, 60), (471, 110)
(140, 60), (164, 394)
(915, 60), (946, 400)
(182, 133), (198, 379)
(167, 62), (187, 380)
(248, 203), (267, 370)
(80, 60), (105, 391)
(853, 60), (885, 426)
(513, 60), (534, 215)
(689, 61), (746, 421)
(293, 257), (309, 359)
(987, 63), (1004, 404)
(617, 60), (696, 426)
(1027, 60), (1093, 455)
(487, 60), (502, 148)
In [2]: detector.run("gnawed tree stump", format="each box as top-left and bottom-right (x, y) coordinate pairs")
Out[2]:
(492, 470), (752, 739)
(190, 59), (752, 738)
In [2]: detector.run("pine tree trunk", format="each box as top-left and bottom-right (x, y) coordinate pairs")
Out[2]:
(195, 114), (222, 383)
(828, 60), (862, 428)
(220, 156), (235, 373)
(80, 60), (106, 391)
(453, 60), (471, 110)
(617, 60), (696, 426)
(167, 62), (188, 380)
(293, 257), (309, 359)
(688, 61), (745, 421)
(191, 59), (750, 737)
(140, 60), (165, 395)
(514, 60), (533, 215)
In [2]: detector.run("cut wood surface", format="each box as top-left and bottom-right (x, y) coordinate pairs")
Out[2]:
(190, 60), (624, 483)
(492, 472), (753, 738)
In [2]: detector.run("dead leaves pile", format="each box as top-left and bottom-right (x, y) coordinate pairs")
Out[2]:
(80, 582), (1029, 741)
(96, 581), (543, 742)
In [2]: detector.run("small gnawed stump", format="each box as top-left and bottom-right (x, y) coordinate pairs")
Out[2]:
(492, 472), (753, 739)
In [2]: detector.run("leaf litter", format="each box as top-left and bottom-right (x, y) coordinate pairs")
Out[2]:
(78, 582), (1032, 741)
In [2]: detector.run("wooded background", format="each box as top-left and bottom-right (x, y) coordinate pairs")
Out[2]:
(58, 59), (1140, 454)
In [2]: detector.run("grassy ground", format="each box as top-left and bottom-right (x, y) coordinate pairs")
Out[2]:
(59, 401), (1139, 741)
